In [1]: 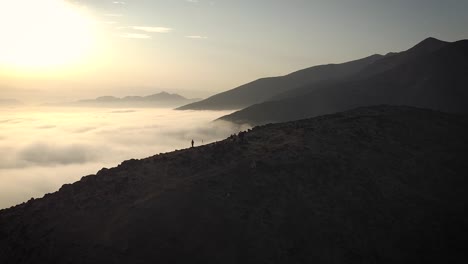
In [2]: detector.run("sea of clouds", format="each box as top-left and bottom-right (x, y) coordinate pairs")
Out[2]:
(0, 106), (247, 209)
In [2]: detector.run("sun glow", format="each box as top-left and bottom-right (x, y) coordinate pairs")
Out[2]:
(0, 0), (95, 71)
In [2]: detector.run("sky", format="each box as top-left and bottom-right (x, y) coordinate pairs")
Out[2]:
(1, 0), (468, 102)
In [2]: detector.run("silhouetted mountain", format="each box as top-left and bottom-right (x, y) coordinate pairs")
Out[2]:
(64, 92), (200, 108)
(0, 98), (22, 106)
(269, 37), (451, 102)
(1, 106), (468, 263)
(177, 54), (382, 110)
(221, 38), (468, 125)
(352, 37), (449, 79)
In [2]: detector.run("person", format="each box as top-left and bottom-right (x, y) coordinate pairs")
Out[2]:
(191, 139), (194, 148)
(250, 160), (257, 169)
(238, 131), (245, 142)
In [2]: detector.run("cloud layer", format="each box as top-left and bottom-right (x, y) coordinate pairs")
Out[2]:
(0, 107), (246, 209)
(186, 35), (208, 39)
(118, 33), (151, 39)
(130, 26), (172, 33)
(117, 26), (173, 39)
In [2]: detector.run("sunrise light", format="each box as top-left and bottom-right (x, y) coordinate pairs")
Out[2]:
(0, 0), (94, 71)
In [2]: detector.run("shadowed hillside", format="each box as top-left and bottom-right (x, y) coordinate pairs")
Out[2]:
(1, 105), (468, 263)
(177, 55), (382, 110)
(221, 38), (468, 125)
(269, 37), (450, 102)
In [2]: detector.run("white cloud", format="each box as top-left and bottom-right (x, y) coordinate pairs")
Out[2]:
(118, 33), (151, 39)
(113, 1), (125, 4)
(130, 26), (173, 33)
(19, 143), (99, 166)
(104, 13), (124, 17)
(186, 35), (208, 39)
(186, 0), (199, 3)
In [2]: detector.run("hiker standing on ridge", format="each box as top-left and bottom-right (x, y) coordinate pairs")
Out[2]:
(191, 139), (194, 148)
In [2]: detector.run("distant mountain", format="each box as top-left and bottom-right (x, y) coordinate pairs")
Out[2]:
(177, 54), (382, 110)
(221, 38), (468, 125)
(1, 106), (468, 263)
(57, 92), (200, 108)
(0, 98), (22, 106)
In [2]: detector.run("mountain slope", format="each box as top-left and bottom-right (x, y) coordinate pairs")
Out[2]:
(269, 37), (450, 102)
(221, 39), (468, 125)
(1, 106), (468, 263)
(352, 37), (449, 80)
(177, 54), (382, 110)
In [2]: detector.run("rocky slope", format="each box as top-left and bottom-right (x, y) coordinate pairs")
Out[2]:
(1, 105), (468, 263)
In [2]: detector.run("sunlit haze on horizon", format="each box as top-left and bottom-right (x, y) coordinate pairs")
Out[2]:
(1, 0), (467, 102)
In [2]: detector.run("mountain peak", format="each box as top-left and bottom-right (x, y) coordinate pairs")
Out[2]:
(422, 36), (443, 42)
(408, 37), (448, 53)
(95, 96), (118, 102)
(144, 92), (188, 102)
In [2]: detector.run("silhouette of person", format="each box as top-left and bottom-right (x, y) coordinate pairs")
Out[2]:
(239, 131), (245, 142)
(191, 139), (194, 148)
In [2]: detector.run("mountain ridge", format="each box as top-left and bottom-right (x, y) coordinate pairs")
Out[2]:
(48, 92), (201, 108)
(177, 37), (449, 112)
(176, 54), (383, 110)
(220, 38), (468, 125)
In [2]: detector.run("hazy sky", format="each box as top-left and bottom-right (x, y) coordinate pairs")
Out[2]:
(1, 0), (467, 102)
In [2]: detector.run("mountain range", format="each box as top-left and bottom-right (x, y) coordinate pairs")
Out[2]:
(54, 92), (200, 108)
(2, 37), (468, 263)
(1, 105), (467, 263)
(177, 37), (468, 125)
(177, 54), (383, 110)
